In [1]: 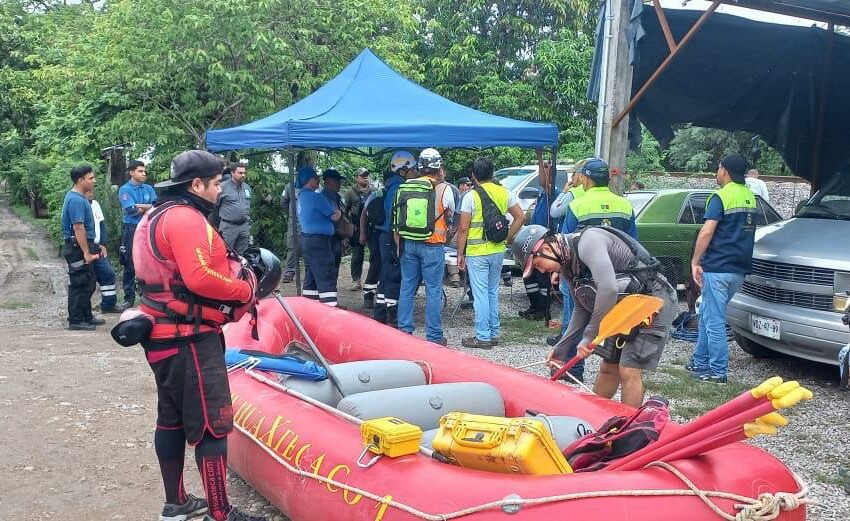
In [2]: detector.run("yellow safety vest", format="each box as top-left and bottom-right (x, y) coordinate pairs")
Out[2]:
(466, 181), (509, 257)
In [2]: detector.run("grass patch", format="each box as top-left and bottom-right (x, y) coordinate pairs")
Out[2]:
(10, 203), (43, 228)
(645, 366), (748, 420)
(0, 300), (33, 310)
(498, 316), (553, 345)
(23, 246), (39, 261)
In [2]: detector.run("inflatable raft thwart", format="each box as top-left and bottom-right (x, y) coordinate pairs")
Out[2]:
(223, 297), (807, 521)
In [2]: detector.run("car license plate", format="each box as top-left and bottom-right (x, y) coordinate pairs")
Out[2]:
(750, 315), (780, 340)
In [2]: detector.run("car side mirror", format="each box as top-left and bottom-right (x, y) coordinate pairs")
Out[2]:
(519, 187), (540, 199)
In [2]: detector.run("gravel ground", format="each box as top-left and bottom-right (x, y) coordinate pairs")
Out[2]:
(2, 181), (847, 520)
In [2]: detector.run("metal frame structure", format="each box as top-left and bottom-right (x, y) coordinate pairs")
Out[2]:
(607, 0), (846, 190)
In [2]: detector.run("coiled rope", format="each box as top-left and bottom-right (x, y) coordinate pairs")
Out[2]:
(232, 369), (809, 521)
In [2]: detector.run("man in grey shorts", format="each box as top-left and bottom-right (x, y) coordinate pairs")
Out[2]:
(512, 224), (677, 407)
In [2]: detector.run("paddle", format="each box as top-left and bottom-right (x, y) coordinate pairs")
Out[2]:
(610, 383), (812, 471)
(273, 291), (347, 398)
(549, 294), (664, 381)
(658, 412), (786, 462)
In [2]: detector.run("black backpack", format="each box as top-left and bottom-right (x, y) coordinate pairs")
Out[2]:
(474, 186), (509, 243)
(365, 194), (386, 231)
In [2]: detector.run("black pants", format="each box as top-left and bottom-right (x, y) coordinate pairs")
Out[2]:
(301, 233), (339, 306)
(523, 268), (551, 311)
(63, 241), (97, 324)
(363, 232), (381, 297)
(121, 224), (137, 305)
(375, 231), (400, 322)
(350, 241), (365, 281)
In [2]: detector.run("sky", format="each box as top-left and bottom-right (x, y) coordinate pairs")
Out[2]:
(658, 0), (825, 28)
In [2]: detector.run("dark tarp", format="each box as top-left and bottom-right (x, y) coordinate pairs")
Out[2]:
(618, 7), (850, 183)
(724, 0), (850, 27)
(206, 49), (558, 152)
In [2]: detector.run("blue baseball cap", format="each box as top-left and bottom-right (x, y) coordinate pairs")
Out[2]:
(297, 165), (318, 188)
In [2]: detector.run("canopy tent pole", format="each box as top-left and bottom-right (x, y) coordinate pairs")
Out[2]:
(612, 0), (721, 129)
(288, 148), (302, 296)
(546, 146), (559, 327)
(811, 23), (834, 194)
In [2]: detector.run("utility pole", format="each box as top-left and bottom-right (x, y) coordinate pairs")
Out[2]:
(596, 0), (634, 194)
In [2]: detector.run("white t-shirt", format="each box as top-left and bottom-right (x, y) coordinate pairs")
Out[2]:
(459, 186), (519, 215)
(437, 183), (456, 212)
(745, 177), (769, 203)
(90, 199), (105, 244)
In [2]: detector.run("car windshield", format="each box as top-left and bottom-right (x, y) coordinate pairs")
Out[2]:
(494, 168), (535, 191)
(625, 192), (656, 215)
(796, 173), (850, 220)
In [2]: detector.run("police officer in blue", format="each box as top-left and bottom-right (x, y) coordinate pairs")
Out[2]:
(118, 160), (157, 309)
(297, 165), (343, 307)
(61, 165), (104, 330)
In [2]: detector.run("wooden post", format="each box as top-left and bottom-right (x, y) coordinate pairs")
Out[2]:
(811, 23), (834, 195)
(597, 0), (634, 192)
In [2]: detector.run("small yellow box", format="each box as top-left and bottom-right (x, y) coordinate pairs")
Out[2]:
(360, 417), (423, 458)
(431, 413), (572, 475)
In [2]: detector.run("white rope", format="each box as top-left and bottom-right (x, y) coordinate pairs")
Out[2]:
(232, 421), (808, 521)
(232, 368), (806, 521)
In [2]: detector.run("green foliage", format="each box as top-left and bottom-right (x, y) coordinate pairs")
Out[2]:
(665, 125), (790, 175)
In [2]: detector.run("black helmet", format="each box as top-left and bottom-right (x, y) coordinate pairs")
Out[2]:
(511, 225), (550, 278)
(575, 158), (609, 183)
(243, 247), (282, 298)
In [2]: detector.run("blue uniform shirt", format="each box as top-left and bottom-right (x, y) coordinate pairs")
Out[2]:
(118, 181), (157, 225)
(61, 190), (95, 240)
(531, 186), (560, 228)
(700, 187), (757, 274)
(379, 174), (404, 232)
(298, 189), (336, 236)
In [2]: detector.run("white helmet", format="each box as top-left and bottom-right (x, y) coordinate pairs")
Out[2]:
(418, 148), (442, 170)
(390, 151), (416, 172)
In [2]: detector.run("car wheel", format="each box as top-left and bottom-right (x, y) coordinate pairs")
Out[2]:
(734, 332), (776, 359)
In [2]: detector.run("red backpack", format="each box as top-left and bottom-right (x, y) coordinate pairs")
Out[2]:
(563, 396), (670, 472)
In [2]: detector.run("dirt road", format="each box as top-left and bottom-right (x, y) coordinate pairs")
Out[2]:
(0, 192), (282, 520)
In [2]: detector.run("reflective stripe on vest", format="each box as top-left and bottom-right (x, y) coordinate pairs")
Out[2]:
(569, 187), (633, 233)
(708, 182), (757, 215)
(467, 181), (509, 256)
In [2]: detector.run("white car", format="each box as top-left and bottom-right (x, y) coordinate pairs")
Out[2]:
(494, 164), (574, 213)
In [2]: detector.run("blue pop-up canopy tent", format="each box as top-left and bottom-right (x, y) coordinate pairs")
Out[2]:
(205, 49), (558, 152)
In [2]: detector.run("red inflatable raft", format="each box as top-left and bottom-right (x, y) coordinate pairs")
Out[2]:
(223, 297), (806, 521)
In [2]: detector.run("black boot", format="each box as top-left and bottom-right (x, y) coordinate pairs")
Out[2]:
(386, 306), (398, 328)
(364, 293), (375, 310)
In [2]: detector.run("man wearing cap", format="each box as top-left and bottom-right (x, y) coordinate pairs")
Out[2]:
(118, 160), (157, 309)
(298, 166), (343, 307)
(512, 224), (676, 407)
(132, 150), (263, 521)
(457, 177), (472, 194)
(215, 162), (252, 254)
(394, 148), (454, 345)
(374, 151), (415, 326)
(321, 168), (346, 287)
(342, 167), (374, 291)
(688, 154), (757, 384)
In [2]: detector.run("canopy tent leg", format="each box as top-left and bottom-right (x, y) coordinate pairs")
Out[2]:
(546, 146), (558, 327)
(288, 148), (302, 296)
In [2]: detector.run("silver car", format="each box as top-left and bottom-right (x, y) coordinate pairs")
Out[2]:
(727, 174), (850, 365)
(494, 164), (573, 213)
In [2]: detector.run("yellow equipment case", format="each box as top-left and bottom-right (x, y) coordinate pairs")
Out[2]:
(360, 417), (423, 458)
(431, 413), (573, 475)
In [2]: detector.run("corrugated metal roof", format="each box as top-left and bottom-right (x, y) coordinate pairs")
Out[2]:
(723, 0), (850, 26)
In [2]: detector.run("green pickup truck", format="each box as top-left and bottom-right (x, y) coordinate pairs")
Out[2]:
(625, 189), (783, 287)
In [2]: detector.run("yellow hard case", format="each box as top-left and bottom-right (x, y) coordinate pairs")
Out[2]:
(431, 413), (573, 475)
(360, 417), (423, 458)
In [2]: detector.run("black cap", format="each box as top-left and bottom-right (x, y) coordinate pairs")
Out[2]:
(720, 154), (749, 182)
(156, 150), (224, 189)
(457, 177), (471, 185)
(322, 168), (342, 181)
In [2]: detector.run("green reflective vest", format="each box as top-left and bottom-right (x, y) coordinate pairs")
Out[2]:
(466, 181), (509, 257)
(568, 186), (633, 233)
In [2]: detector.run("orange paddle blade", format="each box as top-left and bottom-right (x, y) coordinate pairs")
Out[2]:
(590, 294), (664, 345)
